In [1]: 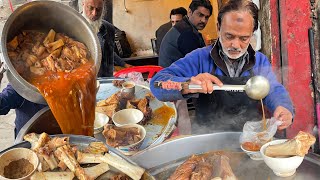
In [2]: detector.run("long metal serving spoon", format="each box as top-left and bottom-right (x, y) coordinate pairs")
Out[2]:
(189, 75), (270, 100)
(156, 76), (270, 100)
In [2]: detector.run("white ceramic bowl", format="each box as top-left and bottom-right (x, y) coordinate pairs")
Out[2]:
(260, 139), (304, 177)
(240, 144), (263, 160)
(112, 109), (144, 127)
(94, 112), (110, 134)
(116, 124), (146, 156)
(0, 148), (39, 180)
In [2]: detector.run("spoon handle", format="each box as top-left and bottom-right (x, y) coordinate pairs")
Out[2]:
(188, 84), (245, 91)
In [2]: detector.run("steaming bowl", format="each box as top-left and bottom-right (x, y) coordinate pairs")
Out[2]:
(240, 144), (263, 160)
(260, 139), (304, 177)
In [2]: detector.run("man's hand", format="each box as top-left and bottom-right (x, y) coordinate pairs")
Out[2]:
(273, 106), (293, 130)
(181, 73), (223, 94)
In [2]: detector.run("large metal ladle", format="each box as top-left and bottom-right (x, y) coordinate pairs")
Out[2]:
(189, 76), (270, 100)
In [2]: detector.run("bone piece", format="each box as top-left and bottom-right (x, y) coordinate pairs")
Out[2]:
(85, 142), (108, 154)
(23, 133), (40, 150)
(54, 145), (79, 172)
(77, 151), (104, 164)
(24, 132), (50, 151)
(212, 155), (237, 180)
(76, 163), (110, 180)
(169, 155), (203, 180)
(265, 131), (316, 157)
(190, 161), (213, 180)
(48, 137), (70, 150)
(101, 153), (145, 180)
(37, 155), (50, 172)
(43, 29), (56, 46)
(47, 39), (65, 53)
(30, 171), (75, 180)
(58, 160), (68, 171)
(43, 153), (59, 170)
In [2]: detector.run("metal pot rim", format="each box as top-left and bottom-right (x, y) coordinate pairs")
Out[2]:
(1, 1), (101, 104)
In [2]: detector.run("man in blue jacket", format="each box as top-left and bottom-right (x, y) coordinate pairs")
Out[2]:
(151, 0), (294, 133)
(0, 63), (46, 137)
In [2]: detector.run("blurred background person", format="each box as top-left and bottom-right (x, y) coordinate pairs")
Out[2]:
(0, 63), (46, 138)
(155, 7), (187, 54)
(158, 0), (213, 68)
(82, 0), (131, 76)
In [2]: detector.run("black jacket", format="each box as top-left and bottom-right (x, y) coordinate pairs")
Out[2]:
(155, 22), (172, 54)
(159, 16), (206, 68)
(97, 20), (115, 77)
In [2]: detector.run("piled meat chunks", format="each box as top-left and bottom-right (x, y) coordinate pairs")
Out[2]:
(169, 153), (237, 180)
(103, 124), (142, 147)
(7, 29), (92, 78)
(23, 132), (145, 180)
(96, 91), (152, 125)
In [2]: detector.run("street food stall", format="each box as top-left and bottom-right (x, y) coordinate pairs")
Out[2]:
(1, 0), (320, 179)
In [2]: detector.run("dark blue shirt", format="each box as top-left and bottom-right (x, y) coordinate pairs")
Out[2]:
(0, 84), (46, 137)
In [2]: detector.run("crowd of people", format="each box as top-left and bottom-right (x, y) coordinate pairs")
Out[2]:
(0, 0), (294, 138)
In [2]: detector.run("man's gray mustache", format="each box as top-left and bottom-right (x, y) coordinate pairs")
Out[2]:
(227, 48), (241, 52)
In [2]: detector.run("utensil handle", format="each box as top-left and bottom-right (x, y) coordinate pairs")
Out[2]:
(188, 84), (245, 91)
(97, 77), (127, 83)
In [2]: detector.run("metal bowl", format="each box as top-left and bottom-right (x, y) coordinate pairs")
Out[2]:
(0, 1), (101, 104)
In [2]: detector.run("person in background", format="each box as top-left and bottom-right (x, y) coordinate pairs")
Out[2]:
(0, 63), (46, 137)
(82, 0), (131, 76)
(151, 0), (294, 134)
(159, 0), (213, 68)
(155, 7), (187, 54)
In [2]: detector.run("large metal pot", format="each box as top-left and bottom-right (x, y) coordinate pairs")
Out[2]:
(131, 133), (320, 179)
(0, 1), (101, 104)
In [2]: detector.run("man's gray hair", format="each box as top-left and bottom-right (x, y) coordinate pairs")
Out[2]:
(218, 0), (259, 32)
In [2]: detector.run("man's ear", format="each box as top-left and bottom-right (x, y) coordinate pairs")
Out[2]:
(187, 8), (192, 17)
(217, 23), (220, 31)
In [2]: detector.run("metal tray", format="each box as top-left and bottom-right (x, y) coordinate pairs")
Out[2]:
(1, 134), (154, 180)
(131, 132), (320, 180)
(95, 82), (177, 151)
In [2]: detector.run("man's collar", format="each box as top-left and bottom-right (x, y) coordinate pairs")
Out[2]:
(184, 16), (199, 33)
(210, 39), (256, 76)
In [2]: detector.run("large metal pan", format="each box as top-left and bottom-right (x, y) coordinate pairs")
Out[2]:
(1, 1), (101, 104)
(2, 134), (155, 180)
(131, 132), (320, 180)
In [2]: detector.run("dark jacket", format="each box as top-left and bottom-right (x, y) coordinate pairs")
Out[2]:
(97, 20), (115, 77)
(0, 84), (46, 137)
(159, 16), (206, 68)
(155, 22), (172, 54)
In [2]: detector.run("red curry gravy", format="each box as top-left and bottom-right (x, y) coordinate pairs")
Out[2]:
(31, 62), (96, 136)
(7, 30), (96, 136)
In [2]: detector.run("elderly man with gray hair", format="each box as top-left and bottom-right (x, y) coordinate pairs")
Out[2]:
(81, 0), (130, 77)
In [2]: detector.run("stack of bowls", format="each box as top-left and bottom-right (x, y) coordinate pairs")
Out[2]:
(111, 109), (146, 155)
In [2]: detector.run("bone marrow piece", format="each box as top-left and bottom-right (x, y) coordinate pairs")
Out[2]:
(169, 153), (237, 180)
(23, 132), (145, 180)
(265, 131), (316, 157)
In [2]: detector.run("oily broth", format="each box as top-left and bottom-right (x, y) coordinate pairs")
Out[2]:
(7, 30), (96, 136)
(32, 62), (96, 136)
